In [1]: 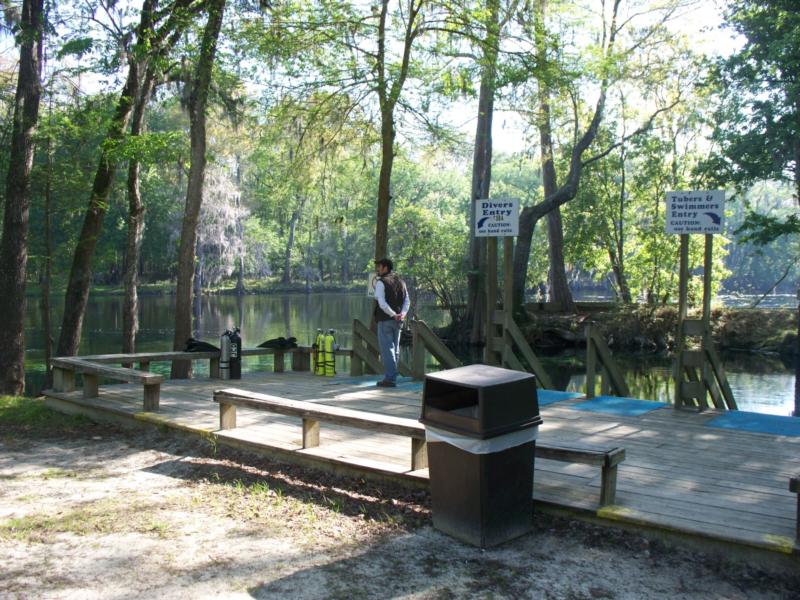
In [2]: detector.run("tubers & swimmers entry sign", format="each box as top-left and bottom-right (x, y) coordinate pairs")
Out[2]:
(665, 190), (725, 234)
(475, 198), (520, 237)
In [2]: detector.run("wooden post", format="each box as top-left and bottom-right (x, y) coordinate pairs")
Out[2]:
(350, 320), (363, 376)
(143, 383), (160, 411)
(586, 325), (596, 399)
(52, 367), (75, 393)
(503, 237), (514, 314)
(210, 357), (220, 379)
(291, 349), (310, 372)
(485, 237), (498, 365)
(702, 234), (713, 326)
(411, 321), (425, 380)
(83, 374), (99, 399)
(411, 438), (428, 470)
(274, 350), (285, 373)
(219, 402), (236, 429)
(302, 418), (320, 448)
(674, 234), (689, 408)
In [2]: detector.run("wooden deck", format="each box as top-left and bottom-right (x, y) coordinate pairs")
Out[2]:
(42, 370), (800, 562)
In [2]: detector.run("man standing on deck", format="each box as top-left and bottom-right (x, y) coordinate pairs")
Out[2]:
(374, 258), (410, 387)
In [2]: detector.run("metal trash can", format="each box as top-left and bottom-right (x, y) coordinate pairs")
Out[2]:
(420, 364), (542, 548)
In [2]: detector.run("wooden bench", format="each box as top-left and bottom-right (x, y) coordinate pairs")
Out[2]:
(51, 357), (165, 411)
(535, 443), (626, 507)
(213, 388), (626, 506)
(213, 388), (428, 470)
(791, 475), (800, 540)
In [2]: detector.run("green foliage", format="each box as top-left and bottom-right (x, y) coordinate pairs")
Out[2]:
(0, 396), (90, 429)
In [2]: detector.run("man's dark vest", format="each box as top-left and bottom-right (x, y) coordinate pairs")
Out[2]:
(374, 273), (405, 322)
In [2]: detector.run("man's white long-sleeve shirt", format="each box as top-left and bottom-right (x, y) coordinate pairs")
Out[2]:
(375, 278), (410, 318)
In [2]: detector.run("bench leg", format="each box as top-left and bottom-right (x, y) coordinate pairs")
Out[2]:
(53, 367), (75, 393)
(210, 358), (220, 379)
(274, 351), (285, 373)
(600, 464), (618, 506)
(302, 418), (320, 448)
(143, 383), (160, 411)
(83, 374), (99, 399)
(411, 438), (428, 471)
(220, 403), (236, 430)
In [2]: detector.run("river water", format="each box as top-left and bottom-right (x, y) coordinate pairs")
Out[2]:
(23, 293), (797, 416)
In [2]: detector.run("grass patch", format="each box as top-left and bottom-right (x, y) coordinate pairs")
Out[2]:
(0, 499), (176, 543)
(0, 396), (95, 435)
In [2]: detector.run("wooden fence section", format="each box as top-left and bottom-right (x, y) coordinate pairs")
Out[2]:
(585, 324), (630, 399)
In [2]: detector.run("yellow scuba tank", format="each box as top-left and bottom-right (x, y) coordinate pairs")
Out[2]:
(314, 329), (325, 375)
(324, 329), (336, 377)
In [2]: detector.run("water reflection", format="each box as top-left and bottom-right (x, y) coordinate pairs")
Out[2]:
(24, 293), (796, 416)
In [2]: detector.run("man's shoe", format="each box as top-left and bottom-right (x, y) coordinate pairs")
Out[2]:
(376, 380), (397, 388)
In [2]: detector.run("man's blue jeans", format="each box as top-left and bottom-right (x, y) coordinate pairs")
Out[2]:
(377, 319), (402, 382)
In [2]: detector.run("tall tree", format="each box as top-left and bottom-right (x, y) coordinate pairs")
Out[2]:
(373, 0), (426, 261)
(701, 0), (799, 415)
(465, 0), (504, 344)
(512, 0), (683, 313)
(0, 0), (45, 395)
(171, 0), (227, 378)
(534, 0), (574, 311)
(56, 0), (198, 358)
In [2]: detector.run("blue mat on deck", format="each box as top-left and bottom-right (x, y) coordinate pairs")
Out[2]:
(705, 411), (800, 437)
(537, 390), (584, 406)
(570, 396), (668, 416)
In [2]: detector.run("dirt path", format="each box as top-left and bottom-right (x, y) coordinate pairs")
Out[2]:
(1, 416), (798, 599)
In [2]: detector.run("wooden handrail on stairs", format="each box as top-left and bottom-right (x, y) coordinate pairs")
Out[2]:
(585, 324), (630, 399)
(350, 319), (412, 378)
(409, 319), (461, 380)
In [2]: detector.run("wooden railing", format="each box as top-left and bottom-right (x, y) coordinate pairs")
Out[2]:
(490, 311), (554, 389)
(585, 324), (630, 398)
(409, 319), (461, 379)
(47, 346), (351, 412)
(350, 319), (412, 377)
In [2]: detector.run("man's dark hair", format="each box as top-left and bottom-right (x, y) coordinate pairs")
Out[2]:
(375, 257), (393, 272)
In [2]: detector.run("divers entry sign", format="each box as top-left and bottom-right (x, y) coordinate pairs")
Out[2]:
(665, 190), (725, 234)
(475, 198), (519, 237)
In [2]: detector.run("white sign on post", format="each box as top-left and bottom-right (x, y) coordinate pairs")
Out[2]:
(665, 190), (725, 234)
(474, 198), (519, 237)
(366, 272), (378, 298)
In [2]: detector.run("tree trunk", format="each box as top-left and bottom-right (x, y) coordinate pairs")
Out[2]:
(537, 0), (575, 313)
(122, 69), (157, 357)
(0, 0), (44, 395)
(546, 209), (575, 311)
(42, 99), (54, 389)
(375, 106), (394, 261)
(234, 154), (245, 295)
(512, 0), (620, 314)
(467, 0), (500, 344)
(283, 209), (299, 284)
(171, 0), (226, 378)
(373, 0), (423, 261)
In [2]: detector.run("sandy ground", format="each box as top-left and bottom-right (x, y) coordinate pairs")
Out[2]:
(1, 418), (799, 600)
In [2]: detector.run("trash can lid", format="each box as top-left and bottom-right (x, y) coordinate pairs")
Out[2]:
(425, 364), (536, 388)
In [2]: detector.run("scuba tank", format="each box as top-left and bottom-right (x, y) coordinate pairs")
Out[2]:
(314, 329), (325, 376)
(229, 327), (241, 380)
(220, 330), (231, 380)
(324, 329), (336, 377)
